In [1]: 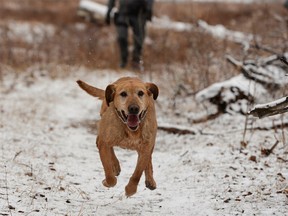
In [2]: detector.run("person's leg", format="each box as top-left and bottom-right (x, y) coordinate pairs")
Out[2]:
(285, 0), (288, 9)
(116, 24), (129, 68)
(130, 14), (146, 69)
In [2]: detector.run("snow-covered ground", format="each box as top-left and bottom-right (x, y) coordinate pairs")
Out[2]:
(1, 68), (287, 215)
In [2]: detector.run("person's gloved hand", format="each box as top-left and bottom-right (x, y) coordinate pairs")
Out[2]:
(146, 10), (152, 21)
(105, 11), (110, 25)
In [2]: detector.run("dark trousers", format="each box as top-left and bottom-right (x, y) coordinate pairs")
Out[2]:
(115, 13), (146, 65)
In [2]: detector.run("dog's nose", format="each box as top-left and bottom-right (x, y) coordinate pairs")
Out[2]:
(128, 104), (140, 114)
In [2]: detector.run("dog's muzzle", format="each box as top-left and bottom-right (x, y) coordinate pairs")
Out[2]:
(116, 108), (147, 131)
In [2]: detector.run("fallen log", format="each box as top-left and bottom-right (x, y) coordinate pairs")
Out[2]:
(195, 74), (263, 115)
(197, 20), (253, 49)
(195, 53), (288, 117)
(226, 53), (288, 89)
(77, 0), (108, 22)
(158, 123), (197, 135)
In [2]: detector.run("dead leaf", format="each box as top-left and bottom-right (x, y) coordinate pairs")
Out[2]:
(242, 191), (252, 197)
(240, 141), (247, 148)
(224, 198), (231, 203)
(249, 155), (257, 163)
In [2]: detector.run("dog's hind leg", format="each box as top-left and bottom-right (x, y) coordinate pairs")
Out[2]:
(111, 148), (121, 176)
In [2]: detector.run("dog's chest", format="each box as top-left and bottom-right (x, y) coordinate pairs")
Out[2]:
(118, 136), (143, 150)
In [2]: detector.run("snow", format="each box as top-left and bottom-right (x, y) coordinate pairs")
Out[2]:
(1, 0), (287, 214)
(79, 0), (108, 17)
(151, 16), (193, 32)
(195, 74), (266, 102)
(0, 21), (56, 44)
(1, 68), (287, 215)
(253, 97), (288, 110)
(197, 20), (253, 48)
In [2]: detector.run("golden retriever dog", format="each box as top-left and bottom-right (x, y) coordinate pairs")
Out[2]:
(77, 77), (159, 197)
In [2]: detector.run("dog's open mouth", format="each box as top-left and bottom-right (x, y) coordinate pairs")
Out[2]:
(116, 109), (147, 131)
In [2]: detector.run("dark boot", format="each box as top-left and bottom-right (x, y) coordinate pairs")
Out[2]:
(120, 60), (127, 68)
(118, 38), (128, 68)
(131, 58), (144, 72)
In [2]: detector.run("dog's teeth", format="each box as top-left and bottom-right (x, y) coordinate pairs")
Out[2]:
(140, 110), (147, 120)
(121, 111), (128, 119)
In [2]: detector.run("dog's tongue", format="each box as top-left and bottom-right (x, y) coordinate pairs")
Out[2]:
(127, 114), (139, 128)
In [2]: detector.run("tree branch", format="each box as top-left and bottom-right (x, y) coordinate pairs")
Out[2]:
(248, 96), (288, 118)
(158, 123), (197, 135)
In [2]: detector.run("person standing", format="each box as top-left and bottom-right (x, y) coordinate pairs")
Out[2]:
(105, 0), (154, 70)
(285, 0), (288, 9)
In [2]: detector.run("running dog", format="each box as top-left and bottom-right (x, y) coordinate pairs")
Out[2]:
(77, 77), (159, 196)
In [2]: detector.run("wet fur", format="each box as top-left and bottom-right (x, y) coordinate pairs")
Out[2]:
(77, 77), (159, 196)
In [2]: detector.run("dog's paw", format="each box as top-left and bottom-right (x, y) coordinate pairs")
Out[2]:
(125, 184), (137, 197)
(113, 165), (121, 176)
(102, 176), (117, 187)
(145, 180), (156, 190)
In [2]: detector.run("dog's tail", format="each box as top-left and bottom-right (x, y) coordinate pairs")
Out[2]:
(77, 80), (105, 100)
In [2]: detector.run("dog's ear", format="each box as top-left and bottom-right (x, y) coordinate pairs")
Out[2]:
(105, 84), (115, 106)
(146, 83), (159, 100)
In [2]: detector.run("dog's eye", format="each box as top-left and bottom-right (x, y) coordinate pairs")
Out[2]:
(120, 92), (127, 97)
(138, 91), (144, 97)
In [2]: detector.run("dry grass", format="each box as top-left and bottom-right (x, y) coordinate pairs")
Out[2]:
(0, 0), (287, 90)
(0, 0), (80, 23)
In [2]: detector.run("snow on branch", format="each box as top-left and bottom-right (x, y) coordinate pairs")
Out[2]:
(77, 0), (116, 22)
(197, 20), (254, 49)
(195, 52), (288, 117)
(151, 16), (193, 32)
(249, 96), (288, 118)
(226, 53), (288, 88)
(195, 74), (264, 115)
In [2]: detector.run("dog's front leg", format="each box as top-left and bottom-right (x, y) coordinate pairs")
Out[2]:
(145, 157), (156, 190)
(98, 145), (117, 187)
(125, 150), (151, 197)
(143, 145), (156, 190)
(111, 148), (121, 176)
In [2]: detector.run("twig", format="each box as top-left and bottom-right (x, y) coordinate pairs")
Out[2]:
(279, 55), (288, 66)
(251, 42), (278, 55)
(251, 43), (288, 67)
(13, 151), (22, 161)
(242, 79), (253, 148)
(4, 164), (13, 216)
(180, 150), (189, 157)
(261, 140), (279, 156)
(280, 114), (286, 145)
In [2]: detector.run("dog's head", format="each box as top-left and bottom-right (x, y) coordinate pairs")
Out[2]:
(105, 77), (158, 131)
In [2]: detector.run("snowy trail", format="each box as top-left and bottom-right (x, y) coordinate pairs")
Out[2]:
(0, 69), (287, 215)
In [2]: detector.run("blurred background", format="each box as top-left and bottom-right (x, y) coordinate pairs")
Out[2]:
(0, 0), (287, 91)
